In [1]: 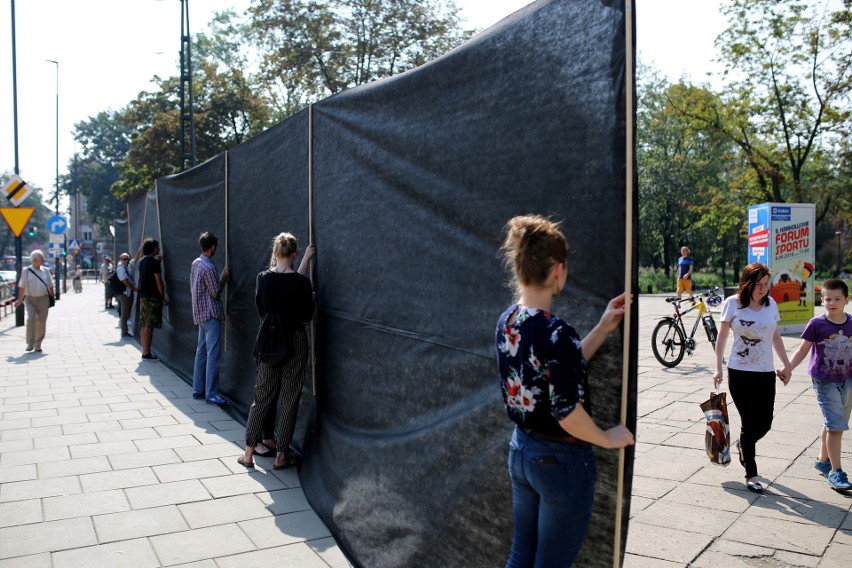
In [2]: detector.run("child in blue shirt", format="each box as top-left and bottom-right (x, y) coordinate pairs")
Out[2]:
(788, 279), (852, 491)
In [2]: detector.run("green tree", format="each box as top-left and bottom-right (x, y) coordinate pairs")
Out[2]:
(248, 0), (473, 118)
(638, 68), (741, 281)
(67, 111), (132, 231)
(704, 0), (852, 220)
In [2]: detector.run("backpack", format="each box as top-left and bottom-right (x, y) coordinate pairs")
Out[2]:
(109, 271), (126, 294)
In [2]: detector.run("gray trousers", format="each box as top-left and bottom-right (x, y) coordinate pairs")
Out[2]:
(25, 295), (50, 349)
(119, 293), (133, 334)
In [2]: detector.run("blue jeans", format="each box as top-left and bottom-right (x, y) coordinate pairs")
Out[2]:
(192, 318), (222, 398)
(506, 427), (596, 568)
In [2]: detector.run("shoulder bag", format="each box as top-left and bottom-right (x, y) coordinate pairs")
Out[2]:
(253, 311), (293, 367)
(28, 268), (55, 308)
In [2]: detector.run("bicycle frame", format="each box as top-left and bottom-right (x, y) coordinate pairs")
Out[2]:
(671, 297), (708, 344)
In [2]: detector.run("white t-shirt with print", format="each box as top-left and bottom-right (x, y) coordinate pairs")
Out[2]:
(720, 295), (780, 372)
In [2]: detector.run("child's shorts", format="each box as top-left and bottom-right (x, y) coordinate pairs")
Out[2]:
(812, 378), (851, 431)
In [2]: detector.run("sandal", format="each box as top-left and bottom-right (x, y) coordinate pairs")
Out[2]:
(273, 455), (300, 470)
(253, 446), (276, 458)
(237, 456), (255, 468)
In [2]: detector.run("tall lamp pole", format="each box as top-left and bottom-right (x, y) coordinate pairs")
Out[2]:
(46, 59), (60, 298)
(10, 0), (24, 326)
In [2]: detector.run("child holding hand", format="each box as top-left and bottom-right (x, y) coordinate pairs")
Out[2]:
(788, 279), (852, 491)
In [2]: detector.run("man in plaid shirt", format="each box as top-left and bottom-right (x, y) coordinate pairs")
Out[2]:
(190, 232), (230, 406)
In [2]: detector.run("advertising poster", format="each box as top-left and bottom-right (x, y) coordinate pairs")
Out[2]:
(748, 203), (815, 333)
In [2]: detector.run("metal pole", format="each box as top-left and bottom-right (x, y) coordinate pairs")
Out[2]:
(46, 59), (60, 298)
(11, 0), (24, 326)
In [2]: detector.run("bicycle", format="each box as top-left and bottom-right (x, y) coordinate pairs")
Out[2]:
(651, 288), (723, 368)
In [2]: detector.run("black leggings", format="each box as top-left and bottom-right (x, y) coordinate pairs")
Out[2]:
(728, 368), (776, 479)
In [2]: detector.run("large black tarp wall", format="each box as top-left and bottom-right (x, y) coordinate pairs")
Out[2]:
(123, 1), (637, 566)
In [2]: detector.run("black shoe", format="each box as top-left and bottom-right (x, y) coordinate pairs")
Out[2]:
(746, 480), (764, 493)
(141, 353), (159, 361)
(121, 332), (132, 338)
(192, 392), (206, 400)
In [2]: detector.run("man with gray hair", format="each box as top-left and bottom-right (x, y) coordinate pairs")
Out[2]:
(14, 250), (54, 353)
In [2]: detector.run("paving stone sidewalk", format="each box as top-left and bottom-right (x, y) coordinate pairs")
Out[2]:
(0, 283), (351, 568)
(625, 295), (852, 567)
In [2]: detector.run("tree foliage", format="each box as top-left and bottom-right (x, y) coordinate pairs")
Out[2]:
(248, 0), (473, 118)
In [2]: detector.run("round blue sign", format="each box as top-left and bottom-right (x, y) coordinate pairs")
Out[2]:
(47, 215), (67, 234)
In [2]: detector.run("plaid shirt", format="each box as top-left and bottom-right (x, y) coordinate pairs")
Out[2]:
(190, 254), (225, 324)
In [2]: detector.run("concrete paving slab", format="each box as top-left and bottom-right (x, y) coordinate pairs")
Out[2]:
(93, 506), (190, 543)
(125, 479), (212, 509)
(52, 538), (160, 568)
(43, 488), (130, 521)
(0, 475), (81, 502)
(79, 466), (159, 492)
(0, 553), (51, 568)
(216, 542), (330, 568)
(0, 517), (97, 559)
(0, 499), (42, 528)
(238, 510), (333, 548)
(36, 456), (112, 479)
(152, 458), (231, 483)
(178, 494), (273, 529)
(149, 524), (256, 566)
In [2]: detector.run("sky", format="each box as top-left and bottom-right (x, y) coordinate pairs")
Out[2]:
(0, 0), (726, 207)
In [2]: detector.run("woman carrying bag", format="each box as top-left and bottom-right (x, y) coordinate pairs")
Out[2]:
(239, 233), (315, 469)
(713, 262), (792, 493)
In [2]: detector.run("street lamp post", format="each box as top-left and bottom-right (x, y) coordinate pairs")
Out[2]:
(46, 58), (60, 299)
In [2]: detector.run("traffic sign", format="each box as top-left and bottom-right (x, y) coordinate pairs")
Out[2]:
(48, 242), (65, 258)
(47, 215), (67, 234)
(68, 239), (81, 252)
(0, 207), (35, 237)
(49, 233), (64, 245)
(2, 175), (33, 206)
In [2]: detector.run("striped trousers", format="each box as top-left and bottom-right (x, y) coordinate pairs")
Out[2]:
(244, 329), (308, 452)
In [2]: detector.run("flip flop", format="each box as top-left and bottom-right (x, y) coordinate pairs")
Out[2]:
(273, 455), (299, 470)
(237, 456), (255, 468)
(253, 447), (276, 458)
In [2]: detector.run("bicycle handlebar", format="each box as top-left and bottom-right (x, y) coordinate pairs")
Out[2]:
(664, 287), (722, 306)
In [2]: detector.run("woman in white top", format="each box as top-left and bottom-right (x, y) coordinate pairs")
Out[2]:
(713, 262), (791, 493)
(13, 250), (54, 353)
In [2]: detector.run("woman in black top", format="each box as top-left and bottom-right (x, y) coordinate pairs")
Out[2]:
(239, 233), (315, 469)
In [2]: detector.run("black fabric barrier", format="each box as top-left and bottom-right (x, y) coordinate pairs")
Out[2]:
(129, 1), (636, 566)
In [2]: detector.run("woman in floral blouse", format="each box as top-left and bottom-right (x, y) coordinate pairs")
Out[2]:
(496, 215), (634, 567)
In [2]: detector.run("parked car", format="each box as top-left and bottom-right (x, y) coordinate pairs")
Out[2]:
(0, 273), (13, 304)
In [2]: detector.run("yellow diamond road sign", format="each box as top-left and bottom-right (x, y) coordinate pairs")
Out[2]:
(0, 207), (35, 237)
(2, 175), (33, 206)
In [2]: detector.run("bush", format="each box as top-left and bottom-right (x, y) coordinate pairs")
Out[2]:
(639, 266), (724, 294)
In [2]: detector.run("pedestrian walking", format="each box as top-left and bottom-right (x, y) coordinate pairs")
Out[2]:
(14, 250), (54, 353)
(676, 246), (694, 299)
(788, 278), (852, 491)
(190, 232), (230, 407)
(713, 262), (792, 493)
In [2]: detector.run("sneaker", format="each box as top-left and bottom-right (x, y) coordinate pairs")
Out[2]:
(828, 469), (852, 491)
(141, 353), (159, 361)
(814, 458), (832, 477)
(192, 392), (206, 400)
(205, 394), (228, 407)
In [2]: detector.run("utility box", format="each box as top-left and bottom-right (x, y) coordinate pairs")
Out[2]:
(747, 203), (815, 334)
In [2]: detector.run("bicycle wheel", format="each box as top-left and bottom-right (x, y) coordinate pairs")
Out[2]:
(652, 319), (686, 367)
